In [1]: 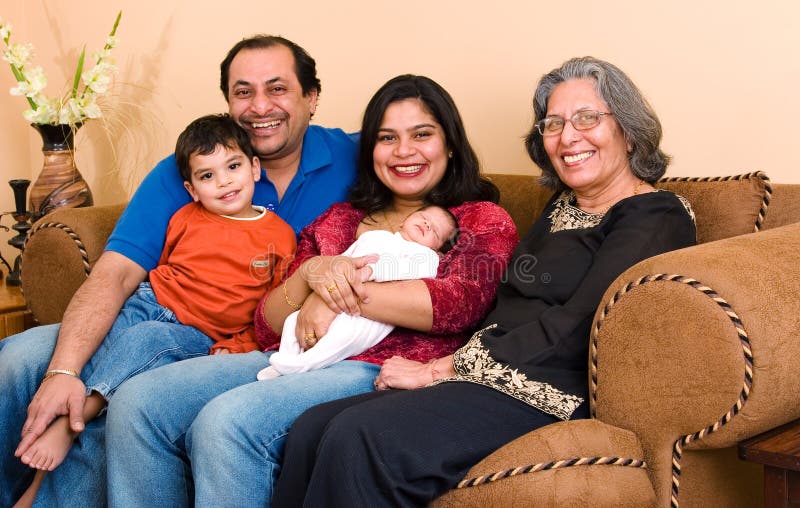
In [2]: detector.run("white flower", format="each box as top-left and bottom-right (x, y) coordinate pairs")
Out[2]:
(81, 100), (102, 119)
(65, 95), (102, 120)
(0, 20), (11, 42)
(2, 42), (33, 67)
(26, 66), (47, 93)
(23, 96), (57, 123)
(93, 48), (111, 61)
(83, 62), (115, 94)
(9, 66), (47, 97)
(3, 11), (121, 125)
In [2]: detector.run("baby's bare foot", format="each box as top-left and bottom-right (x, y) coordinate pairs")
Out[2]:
(19, 416), (75, 471)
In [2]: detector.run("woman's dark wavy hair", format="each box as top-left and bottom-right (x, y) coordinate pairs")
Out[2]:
(524, 56), (671, 192)
(349, 75), (499, 213)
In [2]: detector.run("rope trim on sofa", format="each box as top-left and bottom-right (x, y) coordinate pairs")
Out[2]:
(456, 455), (647, 489)
(589, 274), (753, 508)
(658, 171), (772, 232)
(22, 222), (91, 277)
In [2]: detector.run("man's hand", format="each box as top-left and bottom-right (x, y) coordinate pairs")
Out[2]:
(15, 375), (86, 459)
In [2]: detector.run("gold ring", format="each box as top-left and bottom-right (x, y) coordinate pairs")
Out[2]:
(305, 333), (316, 339)
(326, 284), (337, 293)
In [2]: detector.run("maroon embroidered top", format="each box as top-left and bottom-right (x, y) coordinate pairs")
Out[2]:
(254, 201), (518, 365)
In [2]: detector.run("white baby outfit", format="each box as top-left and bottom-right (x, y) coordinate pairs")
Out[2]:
(257, 230), (440, 380)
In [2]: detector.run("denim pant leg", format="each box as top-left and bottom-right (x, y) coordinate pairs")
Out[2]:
(106, 351), (275, 508)
(189, 360), (381, 508)
(83, 283), (214, 402)
(0, 324), (111, 507)
(0, 324), (59, 506)
(106, 353), (379, 508)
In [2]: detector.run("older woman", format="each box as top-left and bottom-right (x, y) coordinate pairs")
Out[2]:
(105, 74), (517, 506)
(271, 57), (698, 507)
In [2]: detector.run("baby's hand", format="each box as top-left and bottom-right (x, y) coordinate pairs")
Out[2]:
(357, 265), (374, 283)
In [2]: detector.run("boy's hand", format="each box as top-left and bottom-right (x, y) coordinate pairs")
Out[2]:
(15, 375), (86, 459)
(212, 348), (231, 355)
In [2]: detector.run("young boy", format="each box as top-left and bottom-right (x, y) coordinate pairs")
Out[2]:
(257, 205), (457, 380)
(16, 114), (295, 504)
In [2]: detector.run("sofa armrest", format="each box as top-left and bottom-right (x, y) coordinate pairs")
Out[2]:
(432, 419), (655, 508)
(21, 203), (126, 324)
(437, 223), (800, 508)
(589, 222), (800, 505)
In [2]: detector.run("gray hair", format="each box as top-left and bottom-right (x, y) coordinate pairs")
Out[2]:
(525, 56), (670, 191)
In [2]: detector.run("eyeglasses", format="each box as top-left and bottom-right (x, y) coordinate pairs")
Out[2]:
(535, 110), (613, 136)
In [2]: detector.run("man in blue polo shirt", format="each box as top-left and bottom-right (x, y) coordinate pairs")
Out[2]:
(0, 35), (357, 506)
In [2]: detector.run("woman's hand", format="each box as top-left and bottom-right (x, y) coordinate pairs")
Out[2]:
(295, 293), (339, 350)
(299, 255), (377, 315)
(373, 356), (434, 390)
(374, 355), (456, 390)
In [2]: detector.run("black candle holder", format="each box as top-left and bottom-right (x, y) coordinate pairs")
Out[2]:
(1, 179), (36, 285)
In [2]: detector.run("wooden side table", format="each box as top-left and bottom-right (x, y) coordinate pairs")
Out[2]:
(739, 419), (800, 508)
(0, 276), (35, 340)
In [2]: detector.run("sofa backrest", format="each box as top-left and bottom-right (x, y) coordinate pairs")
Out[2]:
(487, 172), (774, 245)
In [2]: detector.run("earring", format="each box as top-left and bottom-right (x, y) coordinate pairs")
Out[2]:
(448, 151), (453, 158)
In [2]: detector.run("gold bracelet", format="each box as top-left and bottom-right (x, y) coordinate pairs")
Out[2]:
(42, 369), (80, 382)
(283, 279), (302, 310)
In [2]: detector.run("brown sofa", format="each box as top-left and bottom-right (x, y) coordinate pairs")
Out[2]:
(19, 172), (800, 507)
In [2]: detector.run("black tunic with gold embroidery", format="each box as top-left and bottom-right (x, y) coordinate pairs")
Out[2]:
(448, 190), (697, 420)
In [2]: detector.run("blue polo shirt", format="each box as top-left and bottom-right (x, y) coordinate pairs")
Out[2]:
(106, 125), (359, 272)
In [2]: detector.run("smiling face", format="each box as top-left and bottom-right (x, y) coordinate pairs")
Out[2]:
(226, 45), (318, 165)
(543, 78), (632, 196)
(372, 98), (449, 208)
(398, 206), (456, 250)
(184, 144), (260, 218)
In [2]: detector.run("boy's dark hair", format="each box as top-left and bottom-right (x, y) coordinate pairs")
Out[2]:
(175, 114), (255, 182)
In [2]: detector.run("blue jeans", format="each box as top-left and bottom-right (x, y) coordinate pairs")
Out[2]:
(0, 283), (213, 507)
(86, 283), (214, 401)
(106, 352), (380, 507)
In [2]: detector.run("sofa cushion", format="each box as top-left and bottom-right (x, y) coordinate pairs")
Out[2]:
(487, 171), (772, 244)
(656, 171), (771, 244)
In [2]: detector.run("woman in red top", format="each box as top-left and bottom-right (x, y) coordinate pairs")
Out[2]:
(106, 74), (517, 507)
(257, 75), (517, 365)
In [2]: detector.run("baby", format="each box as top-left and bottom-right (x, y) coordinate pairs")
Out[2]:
(257, 205), (458, 380)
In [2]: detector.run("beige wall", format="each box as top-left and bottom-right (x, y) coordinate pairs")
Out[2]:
(1, 0), (798, 263)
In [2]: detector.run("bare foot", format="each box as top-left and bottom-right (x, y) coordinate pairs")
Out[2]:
(12, 469), (44, 508)
(18, 416), (76, 471)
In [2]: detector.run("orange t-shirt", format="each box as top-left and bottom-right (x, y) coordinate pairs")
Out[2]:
(149, 202), (295, 353)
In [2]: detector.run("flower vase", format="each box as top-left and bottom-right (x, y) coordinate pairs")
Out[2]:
(29, 123), (94, 218)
